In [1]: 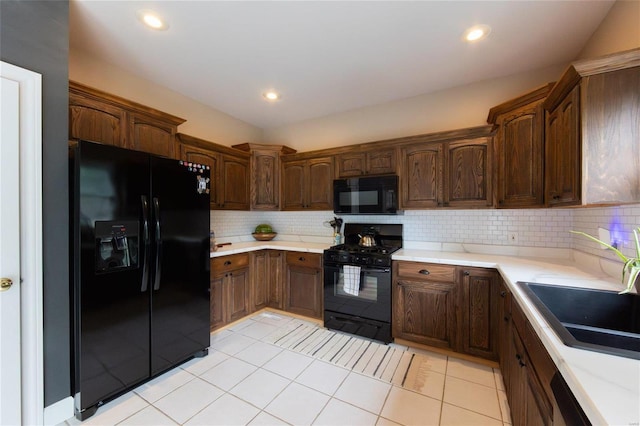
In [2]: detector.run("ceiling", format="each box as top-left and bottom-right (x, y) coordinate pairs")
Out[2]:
(69, 1), (615, 129)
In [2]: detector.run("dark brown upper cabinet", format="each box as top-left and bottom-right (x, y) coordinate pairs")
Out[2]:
(488, 84), (554, 208)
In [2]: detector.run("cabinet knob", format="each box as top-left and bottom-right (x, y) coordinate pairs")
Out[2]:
(500, 291), (506, 297)
(299, 256), (305, 262)
(224, 260), (231, 266)
(464, 271), (470, 276)
(418, 269), (430, 275)
(503, 315), (509, 322)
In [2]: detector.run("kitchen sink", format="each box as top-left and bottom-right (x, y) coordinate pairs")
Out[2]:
(517, 282), (640, 360)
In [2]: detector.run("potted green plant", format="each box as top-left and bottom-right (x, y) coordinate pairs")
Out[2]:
(571, 227), (640, 294)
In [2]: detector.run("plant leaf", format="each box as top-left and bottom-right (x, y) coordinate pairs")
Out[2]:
(570, 230), (629, 263)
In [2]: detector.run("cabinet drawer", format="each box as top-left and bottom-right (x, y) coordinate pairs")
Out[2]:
(211, 253), (250, 274)
(396, 262), (456, 282)
(511, 297), (527, 336)
(285, 252), (322, 269)
(524, 321), (556, 396)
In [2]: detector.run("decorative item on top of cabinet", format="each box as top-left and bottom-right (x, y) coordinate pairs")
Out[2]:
(69, 81), (185, 158)
(210, 253), (251, 330)
(487, 83), (554, 208)
(281, 154), (334, 211)
(459, 268), (500, 360)
(233, 143), (296, 210)
(543, 48), (640, 206)
(336, 147), (397, 177)
(392, 261), (458, 350)
(284, 252), (323, 318)
(177, 134), (250, 210)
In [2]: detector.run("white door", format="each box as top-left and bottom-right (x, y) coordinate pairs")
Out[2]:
(0, 61), (43, 425)
(0, 72), (22, 425)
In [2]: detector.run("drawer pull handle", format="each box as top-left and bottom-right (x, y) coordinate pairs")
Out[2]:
(418, 269), (430, 275)
(224, 260), (231, 266)
(500, 291), (506, 297)
(464, 271), (470, 276)
(299, 256), (305, 262)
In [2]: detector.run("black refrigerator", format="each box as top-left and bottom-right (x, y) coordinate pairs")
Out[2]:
(70, 140), (211, 420)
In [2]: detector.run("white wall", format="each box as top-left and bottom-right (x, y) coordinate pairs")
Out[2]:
(262, 64), (565, 151)
(577, 0), (640, 60)
(69, 49), (264, 147)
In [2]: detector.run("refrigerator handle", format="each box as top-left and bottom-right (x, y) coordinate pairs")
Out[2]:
(140, 195), (150, 292)
(153, 197), (162, 291)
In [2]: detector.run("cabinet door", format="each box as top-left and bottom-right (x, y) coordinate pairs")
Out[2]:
(525, 361), (554, 426)
(210, 275), (226, 330)
(69, 93), (125, 147)
(268, 251), (284, 309)
(337, 153), (367, 177)
(367, 149), (396, 175)
(498, 281), (513, 394)
(545, 85), (581, 206)
(445, 138), (492, 207)
(219, 153), (249, 210)
(251, 251), (269, 311)
(128, 112), (176, 158)
(460, 268), (499, 360)
(401, 143), (443, 208)
(393, 280), (457, 349)
(179, 143), (218, 209)
(307, 157), (334, 210)
(495, 102), (545, 208)
(281, 160), (306, 210)
(252, 150), (280, 210)
(509, 328), (528, 426)
(285, 253), (322, 318)
(228, 267), (250, 322)
(286, 265), (322, 318)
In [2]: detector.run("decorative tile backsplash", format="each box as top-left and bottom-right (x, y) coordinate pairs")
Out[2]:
(211, 204), (640, 262)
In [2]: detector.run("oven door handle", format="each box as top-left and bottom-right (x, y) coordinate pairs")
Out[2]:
(324, 262), (389, 273)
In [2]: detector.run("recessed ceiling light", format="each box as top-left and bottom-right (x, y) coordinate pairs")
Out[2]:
(463, 24), (491, 42)
(137, 10), (169, 31)
(263, 91), (280, 101)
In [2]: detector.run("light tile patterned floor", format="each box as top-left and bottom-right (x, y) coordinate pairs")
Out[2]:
(62, 311), (511, 426)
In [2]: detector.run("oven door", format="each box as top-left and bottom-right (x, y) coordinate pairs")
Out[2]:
(323, 261), (391, 323)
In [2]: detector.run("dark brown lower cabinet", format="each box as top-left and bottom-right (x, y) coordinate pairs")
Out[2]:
(393, 262), (500, 359)
(503, 296), (557, 426)
(459, 268), (500, 360)
(251, 250), (284, 310)
(284, 252), (323, 318)
(210, 253), (250, 330)
(392, 262), (458, 350)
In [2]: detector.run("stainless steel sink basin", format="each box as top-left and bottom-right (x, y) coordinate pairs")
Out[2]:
(517, 282), (640, 360)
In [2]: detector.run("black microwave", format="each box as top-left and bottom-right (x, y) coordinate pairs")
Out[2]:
(333, 175), (399, 214)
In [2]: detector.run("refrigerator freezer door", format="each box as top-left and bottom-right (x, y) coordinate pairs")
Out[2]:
(149, 156), (210, 375)
(74, 142), (151, 413)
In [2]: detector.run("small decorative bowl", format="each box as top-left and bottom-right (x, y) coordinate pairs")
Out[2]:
(252, 232), (277, 241)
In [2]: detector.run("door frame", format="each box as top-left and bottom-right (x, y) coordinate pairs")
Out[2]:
(1, 61), (44, 425)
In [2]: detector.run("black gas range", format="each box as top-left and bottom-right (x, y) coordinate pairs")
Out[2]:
(323, 223), (402, 344)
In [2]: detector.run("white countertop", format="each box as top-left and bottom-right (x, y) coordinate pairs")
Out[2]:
(210, 239), (640, 425)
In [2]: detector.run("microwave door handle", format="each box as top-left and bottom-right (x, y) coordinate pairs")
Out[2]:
(153, 197), (162, 291)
